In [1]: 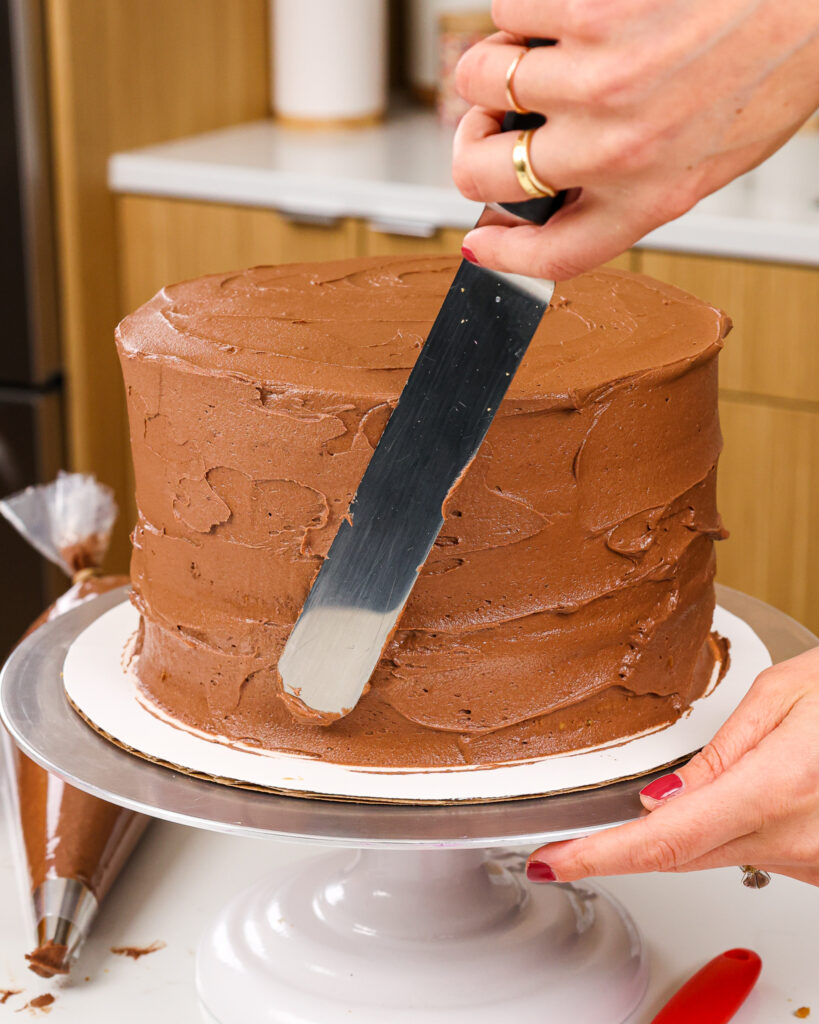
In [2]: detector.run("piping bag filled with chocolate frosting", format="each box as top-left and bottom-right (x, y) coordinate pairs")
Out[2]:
(0, 472), (150, 978)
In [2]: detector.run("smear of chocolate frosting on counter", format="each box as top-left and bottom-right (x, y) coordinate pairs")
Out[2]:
(110, 940), (166, 960)
(116, 257), (730, 768)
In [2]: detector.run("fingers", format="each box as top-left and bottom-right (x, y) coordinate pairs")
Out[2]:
(527, 755), (769, 881)
(462, 192), (658, 280)
(759, 865), (819, 887)
(455, 35), (581, 113)
(453, 105), (624, 205)
(453, 100), (657, 210)
(527, 690), (816, 882)
(674, 855), (818, 887)
(490, 0), (583, 40)
(662, 841), (781, 874)
(452, 107), (525, 204)
(640, 660), (806, 810)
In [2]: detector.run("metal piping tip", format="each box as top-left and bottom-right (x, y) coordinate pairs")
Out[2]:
(27, 878), (98, 977)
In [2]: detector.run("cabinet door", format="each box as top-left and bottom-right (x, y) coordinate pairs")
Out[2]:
(637, 251), (819, 404)
(636, 250), (819, 630)
(117, 196), (363, 312)
(717, 397), (818, 633)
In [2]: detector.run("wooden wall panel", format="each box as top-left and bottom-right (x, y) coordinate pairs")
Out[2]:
(637, 251), (819, 404)
(716, 396), (818, 633)
(46, 0), (269, 569)
(117, 197), (362, 312)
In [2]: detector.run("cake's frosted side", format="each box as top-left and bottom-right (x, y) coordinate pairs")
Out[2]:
(117, 257), (729, 767)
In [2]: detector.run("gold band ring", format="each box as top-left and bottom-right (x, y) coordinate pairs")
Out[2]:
(505, 49), (530, 115)
(512, 129), (557, 198)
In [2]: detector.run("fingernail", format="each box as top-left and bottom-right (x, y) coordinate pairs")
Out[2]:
(526, 861), (556, 883)
(461, 245), (480, 265)
(640, 772), (684, 801)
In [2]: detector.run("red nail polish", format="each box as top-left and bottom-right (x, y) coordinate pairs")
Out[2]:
(526, 861), (556, 883)
(461, 246), (480, 265)
(640, 772), (684, 801)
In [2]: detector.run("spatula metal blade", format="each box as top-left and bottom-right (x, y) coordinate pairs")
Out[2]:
(278, 260), (554, 721)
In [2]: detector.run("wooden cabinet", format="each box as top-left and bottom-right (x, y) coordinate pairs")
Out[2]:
(717, 397), (818, 628)
(114, 195), (818, 632)
(634, 250), (819, 632)
(117, 197), (362, 312)
(45, 0), (269, 568)
(636, 252), (818, 403)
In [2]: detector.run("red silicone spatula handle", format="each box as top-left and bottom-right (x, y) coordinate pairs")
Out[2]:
(651, 949), (762, 1024)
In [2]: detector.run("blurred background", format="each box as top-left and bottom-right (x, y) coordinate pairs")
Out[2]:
(2, 0), (817, 656)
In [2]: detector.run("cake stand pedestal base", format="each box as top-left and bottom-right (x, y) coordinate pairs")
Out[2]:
(196, 847), (647, 1024)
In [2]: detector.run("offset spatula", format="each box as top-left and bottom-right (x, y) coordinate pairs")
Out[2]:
(279, 45), (565, 722)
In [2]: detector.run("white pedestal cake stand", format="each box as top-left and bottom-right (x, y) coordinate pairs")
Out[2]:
(2, 585), (815, 1024)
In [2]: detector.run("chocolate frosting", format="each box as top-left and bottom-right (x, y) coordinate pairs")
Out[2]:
(117, 257), (729, 767)
(110, 940), (166, 960)
(25, 941), (69, 979)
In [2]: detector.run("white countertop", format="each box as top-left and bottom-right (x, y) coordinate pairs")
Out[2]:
(108, 109), (819, 266)
(2, 772), (818, 1022)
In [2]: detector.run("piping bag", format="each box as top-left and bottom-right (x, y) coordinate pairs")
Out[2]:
(0, 472), (151, 978)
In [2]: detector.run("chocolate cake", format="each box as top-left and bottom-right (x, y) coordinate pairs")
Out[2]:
(116, 256), (729, 768)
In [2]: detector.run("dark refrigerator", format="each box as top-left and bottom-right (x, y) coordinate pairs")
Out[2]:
(1, 0), (66, 656)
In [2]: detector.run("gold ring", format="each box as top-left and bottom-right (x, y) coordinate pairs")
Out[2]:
(505, 49), (529, 115)
(512, 129), (557, 198)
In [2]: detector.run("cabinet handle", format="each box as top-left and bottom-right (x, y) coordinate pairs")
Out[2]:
(368, 218), (438, 238)
(277, 208), (341, 228)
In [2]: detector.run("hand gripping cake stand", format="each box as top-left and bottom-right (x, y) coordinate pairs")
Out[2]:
(2, 585), (815, 1024)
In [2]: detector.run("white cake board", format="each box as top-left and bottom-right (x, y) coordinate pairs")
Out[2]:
(63, 599), (771, 804)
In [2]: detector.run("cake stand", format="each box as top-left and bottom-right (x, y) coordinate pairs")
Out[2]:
(2, 586), (815, 1024)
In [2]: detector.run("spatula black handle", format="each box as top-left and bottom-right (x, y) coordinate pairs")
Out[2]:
(498, 38), (566, 226)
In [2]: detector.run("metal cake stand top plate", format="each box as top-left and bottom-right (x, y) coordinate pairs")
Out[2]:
(1, 584), (815, 849)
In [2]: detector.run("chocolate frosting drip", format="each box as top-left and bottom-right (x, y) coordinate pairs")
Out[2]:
(117, 257), (730, 768)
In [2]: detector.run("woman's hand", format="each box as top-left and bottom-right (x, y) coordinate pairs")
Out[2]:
(527, 647), (819, 887)
(453, 0), (819, 278)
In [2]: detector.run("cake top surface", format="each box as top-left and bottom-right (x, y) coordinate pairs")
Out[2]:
(116, 256), (729, 405)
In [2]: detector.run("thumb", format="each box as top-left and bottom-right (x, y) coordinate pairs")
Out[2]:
(640, 661), (799, 810)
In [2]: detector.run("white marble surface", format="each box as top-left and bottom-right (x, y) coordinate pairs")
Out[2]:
(108, 109), (819, 265)
(1, 768), (818, 1022)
